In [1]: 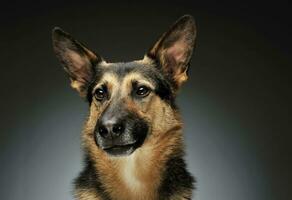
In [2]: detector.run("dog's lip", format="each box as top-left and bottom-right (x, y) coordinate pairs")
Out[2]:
(103, 141), (137, 150)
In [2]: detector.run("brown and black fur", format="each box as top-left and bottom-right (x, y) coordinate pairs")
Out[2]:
(52, 15), (197, 200)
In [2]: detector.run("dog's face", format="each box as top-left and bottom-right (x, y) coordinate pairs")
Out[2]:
(52, 15), (196, 156)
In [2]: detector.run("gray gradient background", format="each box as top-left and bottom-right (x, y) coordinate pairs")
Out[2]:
(0, 1), (291, 200)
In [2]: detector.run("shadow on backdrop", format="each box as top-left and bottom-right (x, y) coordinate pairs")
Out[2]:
(0, 1), (291, 200)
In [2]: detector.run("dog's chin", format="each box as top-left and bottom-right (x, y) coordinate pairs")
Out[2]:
(103, 143), (137, 156)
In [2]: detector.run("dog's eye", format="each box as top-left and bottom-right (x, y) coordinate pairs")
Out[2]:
(95, 88), (106, 101)
(136, 86), (150, 97)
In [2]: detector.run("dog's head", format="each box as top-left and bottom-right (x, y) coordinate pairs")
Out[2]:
(52, 15), (196, 156)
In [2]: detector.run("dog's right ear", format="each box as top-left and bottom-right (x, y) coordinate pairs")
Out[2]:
(52, 27), (102, 97)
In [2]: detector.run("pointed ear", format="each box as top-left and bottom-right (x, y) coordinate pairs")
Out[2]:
(147, 15), (197, 89)
(52, 27), (102, 97)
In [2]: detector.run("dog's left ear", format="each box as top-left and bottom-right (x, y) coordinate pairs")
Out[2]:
(52, 27), (102, 97)
(147, 15), (196, 89)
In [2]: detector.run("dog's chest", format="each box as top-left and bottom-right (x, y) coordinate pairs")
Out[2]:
(117, 154), (157, 199)
(121, 156), (144, 192)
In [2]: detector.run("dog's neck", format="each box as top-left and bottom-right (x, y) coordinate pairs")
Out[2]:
(110, 146), (161, 199)
(85, 126), (184, 200)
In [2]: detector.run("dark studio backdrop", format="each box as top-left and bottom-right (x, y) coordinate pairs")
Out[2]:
(0, 1), (291, 200)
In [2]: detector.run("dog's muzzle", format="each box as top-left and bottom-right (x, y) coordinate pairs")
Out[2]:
(94, 109), (148, 156)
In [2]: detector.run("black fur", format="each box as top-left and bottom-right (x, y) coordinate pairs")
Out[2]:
(74, 155), (111, 200)
(158, 154), (195, 199)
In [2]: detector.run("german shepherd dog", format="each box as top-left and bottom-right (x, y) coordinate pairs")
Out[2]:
(52, 15), (197, 200)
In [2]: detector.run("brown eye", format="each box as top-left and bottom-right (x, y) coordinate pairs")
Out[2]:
(95, 88), (106, 101)
(136, 86), (150, 97)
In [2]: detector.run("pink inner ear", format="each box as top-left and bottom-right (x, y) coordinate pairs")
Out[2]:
(66, 50), (91, 82)
(67, 50), (88, 70)
(165, 39), (188, 65)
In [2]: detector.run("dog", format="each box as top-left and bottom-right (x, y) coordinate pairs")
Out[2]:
(52, 15), (197, 200)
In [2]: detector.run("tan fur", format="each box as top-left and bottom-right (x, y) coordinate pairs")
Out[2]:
(74, 188), (101, 200)
(173, 64), (188, 87)
(79, 71), (185, 200)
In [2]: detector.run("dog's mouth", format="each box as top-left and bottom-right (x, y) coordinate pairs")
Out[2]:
(103, 141), (138, 156)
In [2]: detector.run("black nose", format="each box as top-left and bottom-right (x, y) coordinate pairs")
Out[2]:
(97, 119), (125, 139)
